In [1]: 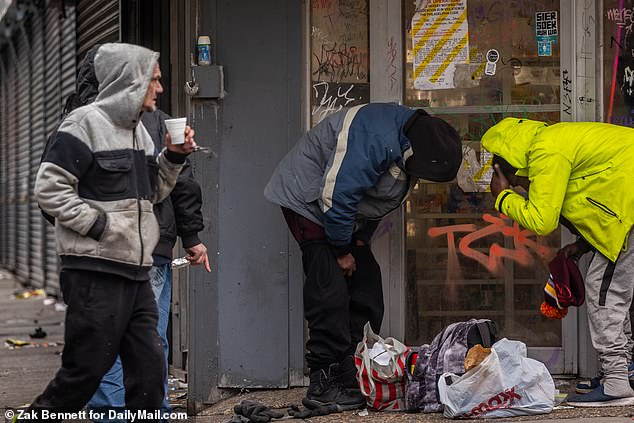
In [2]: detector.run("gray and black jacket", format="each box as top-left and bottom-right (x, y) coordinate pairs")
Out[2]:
(34, 43), (185, 280)
(41, 45), (204, 260)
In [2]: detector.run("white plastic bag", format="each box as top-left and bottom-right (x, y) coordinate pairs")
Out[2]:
(438, 338), (555, 419)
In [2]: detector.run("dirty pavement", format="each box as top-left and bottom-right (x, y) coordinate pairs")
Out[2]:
(1, 268), (633, 423)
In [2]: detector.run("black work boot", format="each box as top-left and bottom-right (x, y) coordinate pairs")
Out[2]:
(333, 355), (361, 393)
(303, 363), (366, 410)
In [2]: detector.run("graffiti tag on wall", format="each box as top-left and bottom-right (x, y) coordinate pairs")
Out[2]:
(310, 0), (369, 123)
(562, 69), (572, 116)
(427, 213), (555, 280)
(606, 5), (634, 123)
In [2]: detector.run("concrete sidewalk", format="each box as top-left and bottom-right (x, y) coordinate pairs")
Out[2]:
(0, 269), (64, 411)
(198, 387), (634, 423)
(1, 267), (633, 422)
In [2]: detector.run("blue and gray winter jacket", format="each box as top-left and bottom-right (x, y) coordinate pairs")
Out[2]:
(264, 103), (418, 253)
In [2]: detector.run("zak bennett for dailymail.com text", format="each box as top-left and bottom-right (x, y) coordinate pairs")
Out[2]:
(6, 409), (188, 421)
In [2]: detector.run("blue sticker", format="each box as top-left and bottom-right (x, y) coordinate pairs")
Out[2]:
(538, 41), (552, 57)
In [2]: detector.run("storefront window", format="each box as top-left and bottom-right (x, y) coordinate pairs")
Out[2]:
(310, 0), (370, 125)
(404, 0), (560, 108)
(602, 0), (634, 126)
(403, 0), (562, 347)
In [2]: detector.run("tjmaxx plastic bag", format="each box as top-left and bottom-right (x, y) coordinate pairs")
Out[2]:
(438, 338), (555, 419)
(354, 322), (410, 410)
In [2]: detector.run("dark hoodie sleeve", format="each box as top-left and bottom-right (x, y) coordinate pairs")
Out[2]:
(146, 110), (205, 248)
(171, 162), (205, 248)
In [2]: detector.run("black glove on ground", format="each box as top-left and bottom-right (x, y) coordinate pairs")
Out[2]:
(233, 399), (284, 423)
(287, 404), (340, 419)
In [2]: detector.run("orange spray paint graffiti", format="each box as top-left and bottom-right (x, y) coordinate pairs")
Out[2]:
(428, 213), (556, 279)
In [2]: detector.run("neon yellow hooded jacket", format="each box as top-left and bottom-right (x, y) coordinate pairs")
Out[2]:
(481, 117), (634, 262)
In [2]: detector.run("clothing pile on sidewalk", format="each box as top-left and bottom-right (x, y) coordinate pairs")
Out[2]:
(226, 318), (570, 421)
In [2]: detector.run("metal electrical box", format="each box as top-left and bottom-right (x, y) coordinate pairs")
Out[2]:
(192, 65), (225, 99)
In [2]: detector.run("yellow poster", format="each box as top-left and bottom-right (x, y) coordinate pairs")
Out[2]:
(412, 0), (469, 90)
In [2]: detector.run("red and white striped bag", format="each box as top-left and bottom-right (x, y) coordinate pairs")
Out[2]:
(354, 322), (410, 411)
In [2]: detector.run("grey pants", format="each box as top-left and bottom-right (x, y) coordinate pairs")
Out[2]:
(585, 228), (634, 397)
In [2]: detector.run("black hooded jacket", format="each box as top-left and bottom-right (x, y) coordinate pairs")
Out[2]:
(141, 109), (204, 258)
(41, 45), (203, 259)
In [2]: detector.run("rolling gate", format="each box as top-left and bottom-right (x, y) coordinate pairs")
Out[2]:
(0, 4), (75, 296)
(0, 0), (122, 292)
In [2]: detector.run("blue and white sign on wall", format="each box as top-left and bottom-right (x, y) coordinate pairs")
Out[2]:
(538, 41), (552, 56)
(535, 11), (558, 57)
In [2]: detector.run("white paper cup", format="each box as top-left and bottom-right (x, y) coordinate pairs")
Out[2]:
(164, 117), (187, 145)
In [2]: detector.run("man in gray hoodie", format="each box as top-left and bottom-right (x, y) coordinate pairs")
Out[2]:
(40, 44), (209, 422)
(27, 43), (196, 419)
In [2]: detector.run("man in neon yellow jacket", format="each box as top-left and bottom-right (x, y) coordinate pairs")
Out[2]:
(482, 117), (634, 406)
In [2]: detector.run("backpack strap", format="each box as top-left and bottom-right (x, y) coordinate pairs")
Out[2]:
(475, 321), (497, 348)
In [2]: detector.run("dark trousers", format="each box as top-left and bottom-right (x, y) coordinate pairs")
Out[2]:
(282, 208), (384, 371)
(28, 269), (165, 420)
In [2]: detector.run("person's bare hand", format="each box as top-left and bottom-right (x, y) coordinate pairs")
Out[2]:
(166, 125), (197, 154)
(185, 243), (211, 272)
(490, 164), (510, 198)
(558, 240), (591, 259)
(336, 253), (356, 277)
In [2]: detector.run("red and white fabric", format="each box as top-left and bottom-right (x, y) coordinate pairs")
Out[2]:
(354, 322), (410, 411)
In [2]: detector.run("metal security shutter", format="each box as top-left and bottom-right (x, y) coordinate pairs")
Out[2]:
(40, 4), (76, 295)
(76, 0), (119, 61)
(54, 3), (75, 293)
(43, 7), (61, 292)
(29, 11), (46, 289)
(0, 53), (6, 267)
(61, 6), (76, 106)
(15, 24), (31, 284)
(6, 44), (18, 273)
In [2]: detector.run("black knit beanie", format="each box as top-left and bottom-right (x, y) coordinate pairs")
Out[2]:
(403, 111), (463, 182)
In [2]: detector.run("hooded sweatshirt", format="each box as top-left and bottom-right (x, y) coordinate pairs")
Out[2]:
(40, 44), (204, 260)
(481, 117), (634, 262)
(34, 43), (185, 280)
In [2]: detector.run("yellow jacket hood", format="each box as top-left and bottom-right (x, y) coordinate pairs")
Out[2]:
(481, 117), (548, 176)
(482, 119), (634, 262)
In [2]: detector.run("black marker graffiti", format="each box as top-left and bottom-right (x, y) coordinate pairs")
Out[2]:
(562, 69), (573, 116)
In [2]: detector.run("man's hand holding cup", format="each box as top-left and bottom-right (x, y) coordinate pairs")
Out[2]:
(165, 117), (196, 154)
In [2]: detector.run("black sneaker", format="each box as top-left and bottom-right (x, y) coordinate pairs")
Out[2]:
(303, 364), (366, 411)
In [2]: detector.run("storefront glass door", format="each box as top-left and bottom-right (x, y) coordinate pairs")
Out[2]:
(401, 0), (568, 371)
(307, 0), (575, 373)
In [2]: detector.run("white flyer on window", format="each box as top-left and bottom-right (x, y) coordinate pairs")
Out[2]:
(411, 0), (469, 90)
(476, 149), (493, 191)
